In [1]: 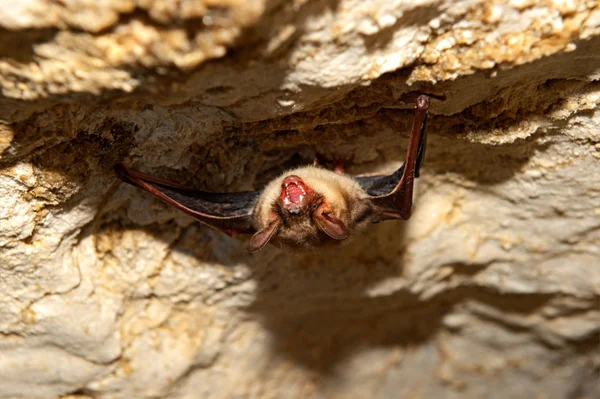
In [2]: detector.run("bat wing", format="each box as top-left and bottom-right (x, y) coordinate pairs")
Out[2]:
(361, 94), (430, 221)
(355, 165), (405, 197)
(115, 164), (258, 236)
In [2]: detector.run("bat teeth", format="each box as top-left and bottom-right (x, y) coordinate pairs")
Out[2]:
(285, 184), (306, 203)
(280, 175), (313, 214)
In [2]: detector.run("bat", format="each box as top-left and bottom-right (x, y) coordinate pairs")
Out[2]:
(115, 95), (431, 253)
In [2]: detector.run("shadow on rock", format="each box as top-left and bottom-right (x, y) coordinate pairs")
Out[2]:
(244, 223), (555, 372)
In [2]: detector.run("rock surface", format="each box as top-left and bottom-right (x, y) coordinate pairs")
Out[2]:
(0, 0), (599, 398)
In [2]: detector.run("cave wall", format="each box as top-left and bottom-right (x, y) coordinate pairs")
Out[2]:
(0, 1), (599, 398)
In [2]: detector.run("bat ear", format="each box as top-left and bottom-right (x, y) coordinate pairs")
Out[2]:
(247, 218), (281, 253)
(313, 205), (349, 240)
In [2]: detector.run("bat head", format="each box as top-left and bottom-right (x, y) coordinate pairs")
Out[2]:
(248, 166), (372, 252)
(276, 174), (349, 245)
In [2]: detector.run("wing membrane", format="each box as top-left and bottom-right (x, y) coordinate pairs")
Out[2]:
(116, 165), (258, 236)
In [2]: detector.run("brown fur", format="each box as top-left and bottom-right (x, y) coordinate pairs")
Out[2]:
(251, 166), (374, 251)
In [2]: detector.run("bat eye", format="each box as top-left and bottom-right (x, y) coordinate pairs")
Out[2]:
(310, 199), (324, 212)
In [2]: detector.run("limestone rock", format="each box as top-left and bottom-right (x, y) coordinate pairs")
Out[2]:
(0, 0), (599, 398)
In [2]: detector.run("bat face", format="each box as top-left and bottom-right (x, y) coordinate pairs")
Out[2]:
(248, 166), (373, 252)
(115, 94), (432, 253)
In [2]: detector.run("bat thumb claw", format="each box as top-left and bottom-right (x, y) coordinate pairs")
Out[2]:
(416, 95), (430, 111)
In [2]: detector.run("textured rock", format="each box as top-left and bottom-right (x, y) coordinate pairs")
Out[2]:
(0, 0), (599, 398)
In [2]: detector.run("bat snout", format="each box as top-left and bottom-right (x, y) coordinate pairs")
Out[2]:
(280, 175), (313, 214)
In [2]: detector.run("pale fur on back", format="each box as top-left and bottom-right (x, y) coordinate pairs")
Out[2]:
(253, 165), (367, 228)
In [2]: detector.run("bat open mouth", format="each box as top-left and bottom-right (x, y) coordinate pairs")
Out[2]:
(280, 175), (312, 214)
